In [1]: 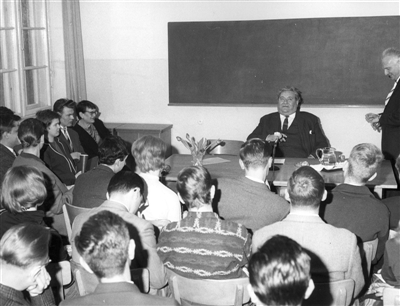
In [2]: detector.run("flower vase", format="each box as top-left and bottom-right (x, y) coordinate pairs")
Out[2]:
(191, 152), (205, 166)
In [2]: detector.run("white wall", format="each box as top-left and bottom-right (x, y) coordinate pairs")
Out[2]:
(79, 0), (399, 156)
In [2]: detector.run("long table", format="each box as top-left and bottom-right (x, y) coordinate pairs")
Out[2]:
(164, 154), (397, 198)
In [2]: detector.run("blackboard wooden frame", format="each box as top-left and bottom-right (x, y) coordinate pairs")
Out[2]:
(168, 16), (399, 107)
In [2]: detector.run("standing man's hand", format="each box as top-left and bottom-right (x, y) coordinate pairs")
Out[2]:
(365, 113), (381, 132)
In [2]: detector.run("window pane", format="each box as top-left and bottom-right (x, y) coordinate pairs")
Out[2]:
(1, 0), (15, 28)
(24, 68), (49, 106)
(1, 29), (19, 70)
(21, 0), (46, 28)
(23, 29), (47, 67)
(0, 71), (19, 109)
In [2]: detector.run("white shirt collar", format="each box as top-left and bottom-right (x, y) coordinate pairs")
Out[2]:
(279, 112), (296, 130)
(4, 145), (16, 156)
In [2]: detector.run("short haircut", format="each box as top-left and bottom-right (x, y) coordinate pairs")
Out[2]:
(76, 100), (98, 119)
(107, 171), (144, 197)
(98, 135), (129, 165)
(1, 166), (47, 213)
(177, 166), (213, 209)
(288, 166), (325, 208)
(18, 118), (45, 148)
(131, 135), (166, 172)
(240, 138), (271, 169)
(277, 86), (304, 106)
(249, 235), (311, 306)
(347, 143), (383, 183)
(382, 47), (400, 59)
(36, 109), (60, 129)
(0, 112), (21, 140)
(53, 98), (76, 114)
(75, 210), (130, 279)
(0, 223), (50, 268)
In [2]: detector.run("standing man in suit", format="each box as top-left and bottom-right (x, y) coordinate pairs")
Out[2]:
(247, 86), (329, 158)
(252, 166), (365, 298)
(64, 210), (176, 306)
(0, 109), (21, 183)
(53, 99), (85, 163)
(365, 48), (400, 162)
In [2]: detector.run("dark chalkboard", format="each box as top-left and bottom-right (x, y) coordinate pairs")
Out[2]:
(168, 16), (399, 106)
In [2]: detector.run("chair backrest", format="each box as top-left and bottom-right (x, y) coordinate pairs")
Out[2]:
(303, 279), (355, 306)
(169, 272), (250, 306)
(207, 140), (244, 156)
(383, 287), (400, 306)
(48, 261), (72, 303)
(63, 203), (91, 242)
(362, 238), (379, 277)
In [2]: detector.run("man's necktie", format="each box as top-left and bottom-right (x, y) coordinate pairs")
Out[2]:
(385, 80), (398, 105)
(61, 127), (73, 151)
(282, 116), (289, 132)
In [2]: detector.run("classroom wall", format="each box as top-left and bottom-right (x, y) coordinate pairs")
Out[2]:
(78, 0), (399, 156)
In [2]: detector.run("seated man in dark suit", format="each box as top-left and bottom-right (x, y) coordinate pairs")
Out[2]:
(253, 166), (365, 298)
(322, 143), (390, 267)
(247, 86), (329, 158)
(53, 99), (85, 163)
(73, 100), (111, 159)
(217, 138), (289, 233)
(249, 235), (314, 306)
(73, 135), (128, 208)
(63, 210), (177, 305)
(71, 171), (167, 295)
(0, 108), (21, 183)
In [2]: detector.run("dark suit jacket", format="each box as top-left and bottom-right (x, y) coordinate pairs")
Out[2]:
(380, 80), (400, 161)
(60, 282), (178, 306)
(0, 144), (16, 183)
(72, 118), (111, 159)
(247, 111), (329, 158)
(58, 127), (85, 155)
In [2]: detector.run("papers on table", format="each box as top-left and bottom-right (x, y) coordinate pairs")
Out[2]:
(310, 162), (345, 172)
(274, 158), (285, 164)
(202, 157), (231, 165)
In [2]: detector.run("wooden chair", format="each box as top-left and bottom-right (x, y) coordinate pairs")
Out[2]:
(168, 272), (250, 306)
(303, 279), (355, 306)
(62, 203), (91, 242)
(362, 238), (379, 277)
(383, 287), (400, 306)
(207, 140), (244, 156)
(48, 261), (72, 303)
(75, 268), (150, 296)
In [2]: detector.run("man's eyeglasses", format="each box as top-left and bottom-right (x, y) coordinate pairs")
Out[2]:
(85, 110), (98, 116)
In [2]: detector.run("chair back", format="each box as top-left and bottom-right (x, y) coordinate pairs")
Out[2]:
(362, 238), (379, 277)
(168, 272), (250, 306)
(48, 261), (72, 303)
(383, 287), (400, 306)
(63, 203), (91, 242)
(207, 140), (244, 156)
(303, 279), (355, 306)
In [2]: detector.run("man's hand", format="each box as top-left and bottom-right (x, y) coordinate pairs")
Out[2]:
(266, 132), (287, 143)
(365, 113), (379, 123)
(27, 266), (51, 297)
(70, 152), (81, 160)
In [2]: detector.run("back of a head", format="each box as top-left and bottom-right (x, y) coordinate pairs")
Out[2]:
(288, 166), (324, 208)
(76, 100), (98, 119)
(1, 166), (47, 213)
(240, 138), (271, 169)
(75, 210), (130, 279)
(347, 143), (383, 183)
(98, 135), (128, 165)
(18, 118), (45, 149)
(177, 166), (212, 209)
(249, 235), (311, 306)
(0, 112), (21, 140)
(107, 170), (144, 197)
(0, 223), (50, 269)
(53, 98), (76, 114)
(131, 135), (166, 173)
(36, 109), (60, 129)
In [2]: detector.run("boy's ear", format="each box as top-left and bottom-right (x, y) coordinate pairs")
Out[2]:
(79, 256), (94, 274)
(304, 278), (315, 300)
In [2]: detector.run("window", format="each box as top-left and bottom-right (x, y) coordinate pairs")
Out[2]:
(0, 0), (51, 116)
